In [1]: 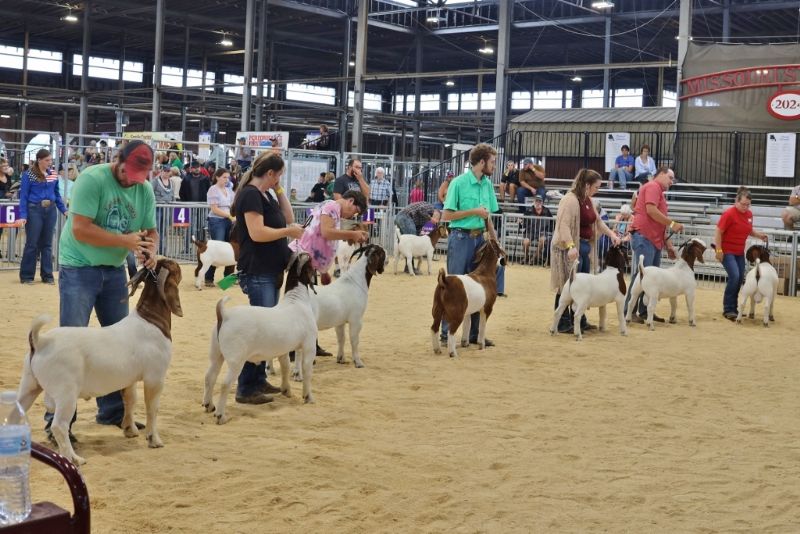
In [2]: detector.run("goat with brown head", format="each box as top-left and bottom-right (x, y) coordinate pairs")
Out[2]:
(285, 252), (317, 294)
(745, 244), (770, 265)
(679, 238), (707, 270)
(351, 244), (386, 286)
(603, 245), (629, 295)
(128, 259), (184, 340)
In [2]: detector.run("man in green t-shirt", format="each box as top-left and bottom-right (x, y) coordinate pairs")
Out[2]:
(44, 140), (158, 439)
(439, 143), (500, 346)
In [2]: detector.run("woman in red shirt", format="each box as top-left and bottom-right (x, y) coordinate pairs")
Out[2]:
(714, 187), (768, 321)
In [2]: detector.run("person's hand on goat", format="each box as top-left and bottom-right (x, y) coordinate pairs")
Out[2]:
(567, 246), (579, 262)
(286, 224), (304, 240)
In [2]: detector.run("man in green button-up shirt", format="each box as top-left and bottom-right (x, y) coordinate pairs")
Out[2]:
(439, 143), (500, 346)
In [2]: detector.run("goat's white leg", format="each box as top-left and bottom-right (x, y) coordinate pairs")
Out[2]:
(770, 286), (777, 322)
(52, 397), (84, 465)
(550, 293), (572, 335)
(432, 324), (442, 354)
(405, 254), (415, 276)
(646, 291), (659, 330)
(448, 322), (459, 358)
(736, 292), (748, 323)
(668, 297), (678, 324)
(202, 332), (225, 413)
(763, 293), (772, 327)
(120, 385), (139, 438)
(291, 354), (303, 382)
(460, 316), (471, 348)
(349, 322), (365, 368)
(477, 311), (487, 349)
(686, 291), (697, 327)
(301, 343), (315, 404)
(143, 381), (164, 448)
(598, 305), (607, 332)
(572, 303), (587, 341)
(214, 362), (244, 425)
(16, 371), (42, 413)
(625, 283), (641, 322)
(426, 253), (432, 275)
(195, 262), (211, 289)
(277, 353), (292, 397)
(748, 292), (756, 319)
(615, 299), (627, 336)
(335, 324), (347, 364)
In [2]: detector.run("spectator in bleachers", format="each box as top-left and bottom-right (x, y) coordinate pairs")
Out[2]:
(204, 168), (236, 286)
(168, 167), (182, 200)
(609, 144), (634, 190)
(516, 159), (546, 212)
(395, 201), (440, 236)
(0, 158), (10, 199)
(715, 187), (768, 321)
(59, 163), (79, 207)
(499, 161), (519, 202)
(634, 144), (656, 185)
(436, 171), (454, 210)
(409, 179), (424, 204)
(781, 183), (800, 229)
(169, 151), (184, 172)
(180, 160), (211, 202)
(306, 172), (328, 203)
(18, 149), (68, 285)
(324, 171), (336, 200)
(522, 195), (553, 265)
(612, 203), (633, 241)
(315, 125), (331, 151)
(369, 167), (392, 206)
(290, 189), (298, 202)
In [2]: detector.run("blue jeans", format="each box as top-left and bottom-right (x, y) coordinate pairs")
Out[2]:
(578, 239), (591, 274)
(441, 230), (484, 341)
(626, 233), (662, 317)
(395, 213), (416, 235)
(722, 253), (745, 314)
(20, 203), (57, 282)
(516, 187), (545, 213)
(496, 264), (505, 294)
(237, 272), (280, 397)
(45, 265), (130, 428)
(609, 168), (632, 189)
(156, 207), (168, 255)
(205, 217), (232, 282)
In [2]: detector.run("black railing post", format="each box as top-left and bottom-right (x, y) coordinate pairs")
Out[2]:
(583, 131), (590, 169)
(732, 131), (741, 185)
(654, 131), (661, 167)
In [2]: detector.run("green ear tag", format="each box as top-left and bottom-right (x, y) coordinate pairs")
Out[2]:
(217, 273), (239, 290)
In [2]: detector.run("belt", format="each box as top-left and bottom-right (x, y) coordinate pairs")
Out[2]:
(451, 228), (484, 237)
(29, 200), (52, 208)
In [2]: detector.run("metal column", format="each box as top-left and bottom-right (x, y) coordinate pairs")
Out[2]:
(602, 15), (611, 108)
(656, 66), (664, 106)
(338, 13), (352, 163)
(676, 0), (691, 94)
(79, 2), (91, 141)
(493, 0), (512, 140)
(350, 0), (369, 152)
(241, 0), (256, 132)
(411, 34), (422, 161)
(255, 0), (268, 131)
(152, 0), (165, 131)
(722, 0), (730, 43)
(180, 24), (190, 135)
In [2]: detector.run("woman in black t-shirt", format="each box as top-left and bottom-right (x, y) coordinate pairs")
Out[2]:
(231, 151), (304, 405)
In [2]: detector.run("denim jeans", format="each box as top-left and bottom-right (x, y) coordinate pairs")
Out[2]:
(609, 168), (632, 189)
(20, 203), (57, 282)
(44, 265), (130, 429)
(496, 264), (505, 294)
(126, 252), (138, 278)
(722, 253), (745, 314)
(578, 239), (591, 274)
(156, 207), (168, 255)
(395, 213), (416, 235)
(440, 230), (484, 341)
(237, 272), (280, 397)
(625, 233), (662, 317)
(205, 217), (232, 282)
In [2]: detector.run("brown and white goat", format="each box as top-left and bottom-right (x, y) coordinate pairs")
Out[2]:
(335, 222), (370, 275)
(394, 224), (448, 276)
(192, 235), (239, 289)
(737, 244), (778, 326)
(17, 259), (184, 465)
(551, 245), (629, 340)
(430, 239), (506, 357)
(625, 238), (707, 330)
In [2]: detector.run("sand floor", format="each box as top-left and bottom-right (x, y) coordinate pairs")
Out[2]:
(0, 262), (798, 533)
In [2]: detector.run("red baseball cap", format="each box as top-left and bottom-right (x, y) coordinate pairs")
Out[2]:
(121, 140), (154, 184)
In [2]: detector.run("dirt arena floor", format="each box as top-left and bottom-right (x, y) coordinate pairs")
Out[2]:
(0, 262), (798, 533)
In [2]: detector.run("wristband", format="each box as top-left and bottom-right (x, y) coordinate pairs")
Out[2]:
(566, 242), (575, 249)
(275, 187), (285, 196)
(669, 220), (675, 229)
(717, 247), (723, 254)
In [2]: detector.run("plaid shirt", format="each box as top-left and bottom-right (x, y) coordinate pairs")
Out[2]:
(398, 201), (435, 230)
(369, 178), (392, 202)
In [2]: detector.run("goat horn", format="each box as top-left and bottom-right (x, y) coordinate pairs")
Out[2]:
(157, 267), (169, 302)
(127, 268), (148, 297)
(286, 250), (300, 273)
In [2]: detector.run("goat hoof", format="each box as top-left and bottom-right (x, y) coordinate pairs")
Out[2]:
(748, 313), (755, 319)
(575, 335), (582, 341)
(353, 360), (365, 368)
(123, 426), (139, 438)
(549, 328), (556, 336)
(449, 352), (457, 358)
(689, 321), (696, 327)
(214, 413), (229, 425)
(71, 454), (87, 466)
(281, 388), (291, 397)
(620, 330), (627, 336)
(303, 394), (315, 404)
(460, 340), (469, 348)
(769, 315), (775, 322)
(147, 434), (164, 448)
(291, 373), (302, 383)
(202, 402), (215, 413)
(668, 318), (677, 324)
(648, 324), (655, 331)
(763, 322), (769, 328)
(433, 347), (442, 354)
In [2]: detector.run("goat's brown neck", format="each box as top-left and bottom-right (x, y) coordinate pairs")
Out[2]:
(136, 284), (173, 340)
(471, 252), (499, 278)
(429, 231), (442, 247)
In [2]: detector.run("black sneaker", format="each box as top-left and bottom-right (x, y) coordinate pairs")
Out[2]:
(470, 338), (495, 347)
(316, 345), (333, 357)
(582, 323), (598, 331)
(114, 421), (146, 430)
(652, 315), (666, 323)
(259, 383), (282, 395)
(235, 393), (274, 405)
(558, 322), (574, 333)
(723, 312), (737, 322)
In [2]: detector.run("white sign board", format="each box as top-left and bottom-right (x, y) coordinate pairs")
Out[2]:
(289, 157), (330, 200)
(198, 132), (211, 162)
(605, 132), (630, 172)
(235, 131), (291, 151)
(765, 132), (797, 178)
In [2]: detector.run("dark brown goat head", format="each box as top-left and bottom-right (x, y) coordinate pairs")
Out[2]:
(285, 252), (316, 292)
(745, 244), (771, 265)
(604, 245), (628, 272)
(680, 238), (707, 270)
(129, 258), (184, 317)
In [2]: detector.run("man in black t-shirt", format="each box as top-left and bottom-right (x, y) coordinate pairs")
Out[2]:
(333, 158), (370, 200)
(306, 172), (328, 203)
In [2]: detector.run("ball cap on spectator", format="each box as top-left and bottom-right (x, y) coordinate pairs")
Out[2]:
(160, 163), (171, 171)
(190, 160), (200, 167)
(522, 157), (534, 166)
(533, 195), (544, 202)
(120, 140), (153, 184)
(238, 136), (246, 141)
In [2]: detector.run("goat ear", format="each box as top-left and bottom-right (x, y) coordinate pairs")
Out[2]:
(286, 251), (300, 273)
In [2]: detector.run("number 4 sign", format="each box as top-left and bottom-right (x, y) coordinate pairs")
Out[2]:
(172, 207), (190, 227)
(0, 205), (20, 228)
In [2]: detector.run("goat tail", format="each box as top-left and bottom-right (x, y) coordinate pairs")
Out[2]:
(637, 254), (645, 282)
(437, 268), (448, 292)
(215, 297), (230, 335)
(755, 258), (762, 283)
(568, 259), (580, 284)
(191, 235), (202, 247)
(395, 226), (402, 248)
(28, 314), (51, 360)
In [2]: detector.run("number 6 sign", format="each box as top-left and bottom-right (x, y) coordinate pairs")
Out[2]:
(0, 205), (20, 228)
(172, 207), (190, 227)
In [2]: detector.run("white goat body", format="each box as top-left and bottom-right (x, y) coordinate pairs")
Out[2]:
(737, 258), (778, 326)
(336, 239), (357, 274)
(192, 236), (235, 289)
(393, 226), (436, 276)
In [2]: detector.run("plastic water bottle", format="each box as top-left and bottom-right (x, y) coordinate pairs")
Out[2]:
(0, 391), (31, 525)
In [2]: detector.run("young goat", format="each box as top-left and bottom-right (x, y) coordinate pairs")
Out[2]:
(294, 244), (386, 380)
(394, 225), (448, 276)
(203, 253), (318, 424)
(430, 240), (506, 358)
(737, 244), (778, 326)
(550, 246), (629, 341)
(191, 235), (238, 289)
(334, 222), (370, 275)
(16, 259), (184, 465)
(625, 238), (707, 330)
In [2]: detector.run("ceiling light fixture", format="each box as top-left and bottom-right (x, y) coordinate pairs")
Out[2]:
(218, 131), (227, 135)
(478, 38), (494, 55)
(426, 9), (443, 24)
(62, 9), (79, 22)
(0, 114), (10, 119)
(349, 60), (356, 67)
(219, 33), (233, 47)
(571, 75), (582, 83)
(591, 1), (614, 9)
(445, 80), (455, 87)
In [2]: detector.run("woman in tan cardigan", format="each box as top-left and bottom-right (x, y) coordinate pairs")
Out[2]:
(550, 168), (620, 332)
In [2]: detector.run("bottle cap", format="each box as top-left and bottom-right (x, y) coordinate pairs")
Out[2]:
(1, 391), (17, 402)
